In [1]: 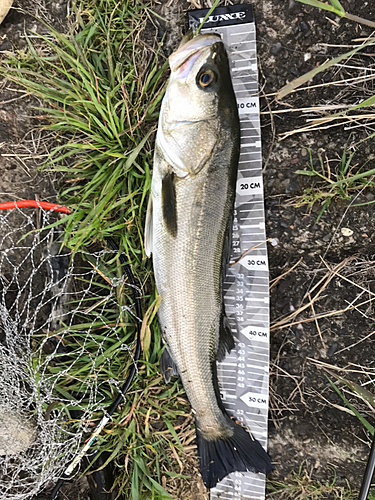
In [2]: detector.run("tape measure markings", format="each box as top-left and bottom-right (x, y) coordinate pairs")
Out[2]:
(189, 5), (269, 499)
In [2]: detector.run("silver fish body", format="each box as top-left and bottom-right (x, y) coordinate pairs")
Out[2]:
(145, 33), (273, 488)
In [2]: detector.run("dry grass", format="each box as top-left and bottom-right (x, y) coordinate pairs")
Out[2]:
(270, 256), (375, 333)
(262, 32), (375, 141)
(269, 255), (375, 427)
(267, 465), (356, 499)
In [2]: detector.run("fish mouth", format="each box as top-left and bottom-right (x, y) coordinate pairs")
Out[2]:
(169, 34), (222, 74)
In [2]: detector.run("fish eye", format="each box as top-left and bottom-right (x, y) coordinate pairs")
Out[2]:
(197, 69), (216, 89)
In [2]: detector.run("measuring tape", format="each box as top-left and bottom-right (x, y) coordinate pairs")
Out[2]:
(189, 5), (269, 500)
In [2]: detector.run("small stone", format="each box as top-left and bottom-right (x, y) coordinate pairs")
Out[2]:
(269, 238), (278, 246)
(327, 342), (339, 357)
(366, 192), (375, 201)
(51, 1), (65, 14)
(300, 21), (311, 36)
(290, 67), (299, 77)
(341, 227), (353, 237)
(286, 180), (299, 194)
(258, 26), (266, 36)
(0, 0), (13, 25)
(270, 42), (283, 55)
(322, 234), (331, 242)
(301, 148), (308, 157)
(0, 40), (11, 51)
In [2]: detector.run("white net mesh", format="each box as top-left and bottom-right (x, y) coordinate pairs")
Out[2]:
(0, 207), (138, 499)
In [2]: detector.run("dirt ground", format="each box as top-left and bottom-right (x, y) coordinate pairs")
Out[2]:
(256, 0), (375, 490)
(1, 0), (375, 498)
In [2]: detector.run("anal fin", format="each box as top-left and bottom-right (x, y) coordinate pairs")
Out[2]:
(216, 311), (235, 362)
(160, 347), (179, 383)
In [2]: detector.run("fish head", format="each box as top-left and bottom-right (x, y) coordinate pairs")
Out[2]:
(168, 33), (233, 122)
(157, 34), (238, 178)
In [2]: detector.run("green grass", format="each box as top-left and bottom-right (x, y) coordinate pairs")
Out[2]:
(296, 0), (375, 28)
(267, 466), (356, 499)
(267, 465), (375, 499)
(278, 0), (375, 224)
(294, 145), (375, 222)
(0, 2), (197, 498)
(2, 0), (167, 259)
(325, 371), (375, 436)
(41, 247), (191, 500)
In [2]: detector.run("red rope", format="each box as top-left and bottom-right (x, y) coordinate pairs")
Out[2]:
(0, 200), (71, 214)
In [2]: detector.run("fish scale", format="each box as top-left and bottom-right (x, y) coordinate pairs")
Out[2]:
(189, 4), (270, 500)
(153, 143), (236, 435)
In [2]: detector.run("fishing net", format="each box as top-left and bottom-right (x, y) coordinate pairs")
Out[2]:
(0, 206), (139, 499)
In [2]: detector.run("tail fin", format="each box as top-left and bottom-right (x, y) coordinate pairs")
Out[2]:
(196, 418), (274, 489)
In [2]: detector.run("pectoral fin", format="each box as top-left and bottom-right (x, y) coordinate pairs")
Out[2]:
(162, 171), (177, 237)
(144, 194), (153, 257)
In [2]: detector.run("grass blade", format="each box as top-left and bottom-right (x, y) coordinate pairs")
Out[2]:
(277, 38), (375, 99)
(296, 0), (341, 14)
(327, 377), (375, 435)
(329, 0), (345, 13)
(326, 371), (375, 408)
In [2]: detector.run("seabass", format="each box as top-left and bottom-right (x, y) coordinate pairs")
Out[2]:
(145, 33), (274, 488)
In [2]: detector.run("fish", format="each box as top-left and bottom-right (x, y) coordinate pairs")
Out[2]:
(144, 33), (274, 488)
